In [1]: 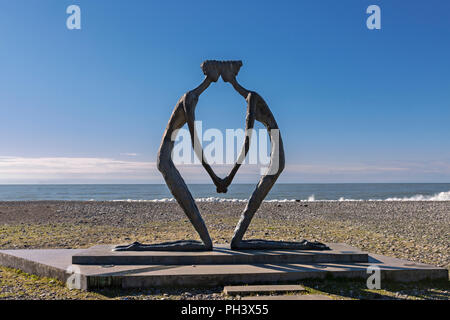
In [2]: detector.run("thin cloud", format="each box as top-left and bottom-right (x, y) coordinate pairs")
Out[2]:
(0, 156), (157, 183)
(0, 156), (449, 183)
(120, 153), (139, 157)
(285, 164), (409, 174)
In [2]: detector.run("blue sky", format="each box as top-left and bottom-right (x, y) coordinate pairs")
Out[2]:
(0, 0), (449, 183)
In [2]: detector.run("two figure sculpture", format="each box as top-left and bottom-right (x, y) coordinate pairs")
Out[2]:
(115, 60), (328, 252)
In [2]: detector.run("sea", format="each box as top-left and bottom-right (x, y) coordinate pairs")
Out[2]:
(0, 183), (449, 202)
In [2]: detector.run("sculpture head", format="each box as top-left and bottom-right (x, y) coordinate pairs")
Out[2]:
(220, 60), (242, 83)
(201, 60), (221, 82)
(201, 60), (243, 83)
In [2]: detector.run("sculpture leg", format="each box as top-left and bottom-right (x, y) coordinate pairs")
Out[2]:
(230, 135), (329, 251)
(114, 151), (213, 251)
(159, 158), (213, 250)
(230, 173), (278, 249)
(231, 128), (284, 249)
(230, 173), (329, 251)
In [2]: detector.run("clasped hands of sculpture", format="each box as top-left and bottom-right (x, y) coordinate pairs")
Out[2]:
(114, 60), (329, 252)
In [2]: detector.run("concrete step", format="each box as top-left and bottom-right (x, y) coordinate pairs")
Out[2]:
(223, 284), (306, 296)
(71, 243), (369, 265)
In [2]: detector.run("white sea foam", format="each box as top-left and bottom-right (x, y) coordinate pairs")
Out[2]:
(109, 190), (450, 202)
(384, 190), (450, 201)
(336, 190), (450, 201)
(112, 197), (248, 203)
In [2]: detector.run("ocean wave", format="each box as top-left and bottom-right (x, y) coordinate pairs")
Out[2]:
(336, 190), (450, 201)
(108, 190), (450, 202)
(383, 190), (450, 201)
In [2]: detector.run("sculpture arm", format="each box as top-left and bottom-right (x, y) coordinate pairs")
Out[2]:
(224, 92), (257, 187)
(183, 78), (227, 192)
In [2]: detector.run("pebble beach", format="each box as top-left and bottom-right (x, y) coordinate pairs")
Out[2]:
(0, 200), (449, 299)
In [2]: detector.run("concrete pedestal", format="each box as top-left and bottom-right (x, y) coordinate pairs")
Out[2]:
(0, 243), (447, 291)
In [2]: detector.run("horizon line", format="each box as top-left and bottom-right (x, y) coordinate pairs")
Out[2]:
(1, 182), (450, 185)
